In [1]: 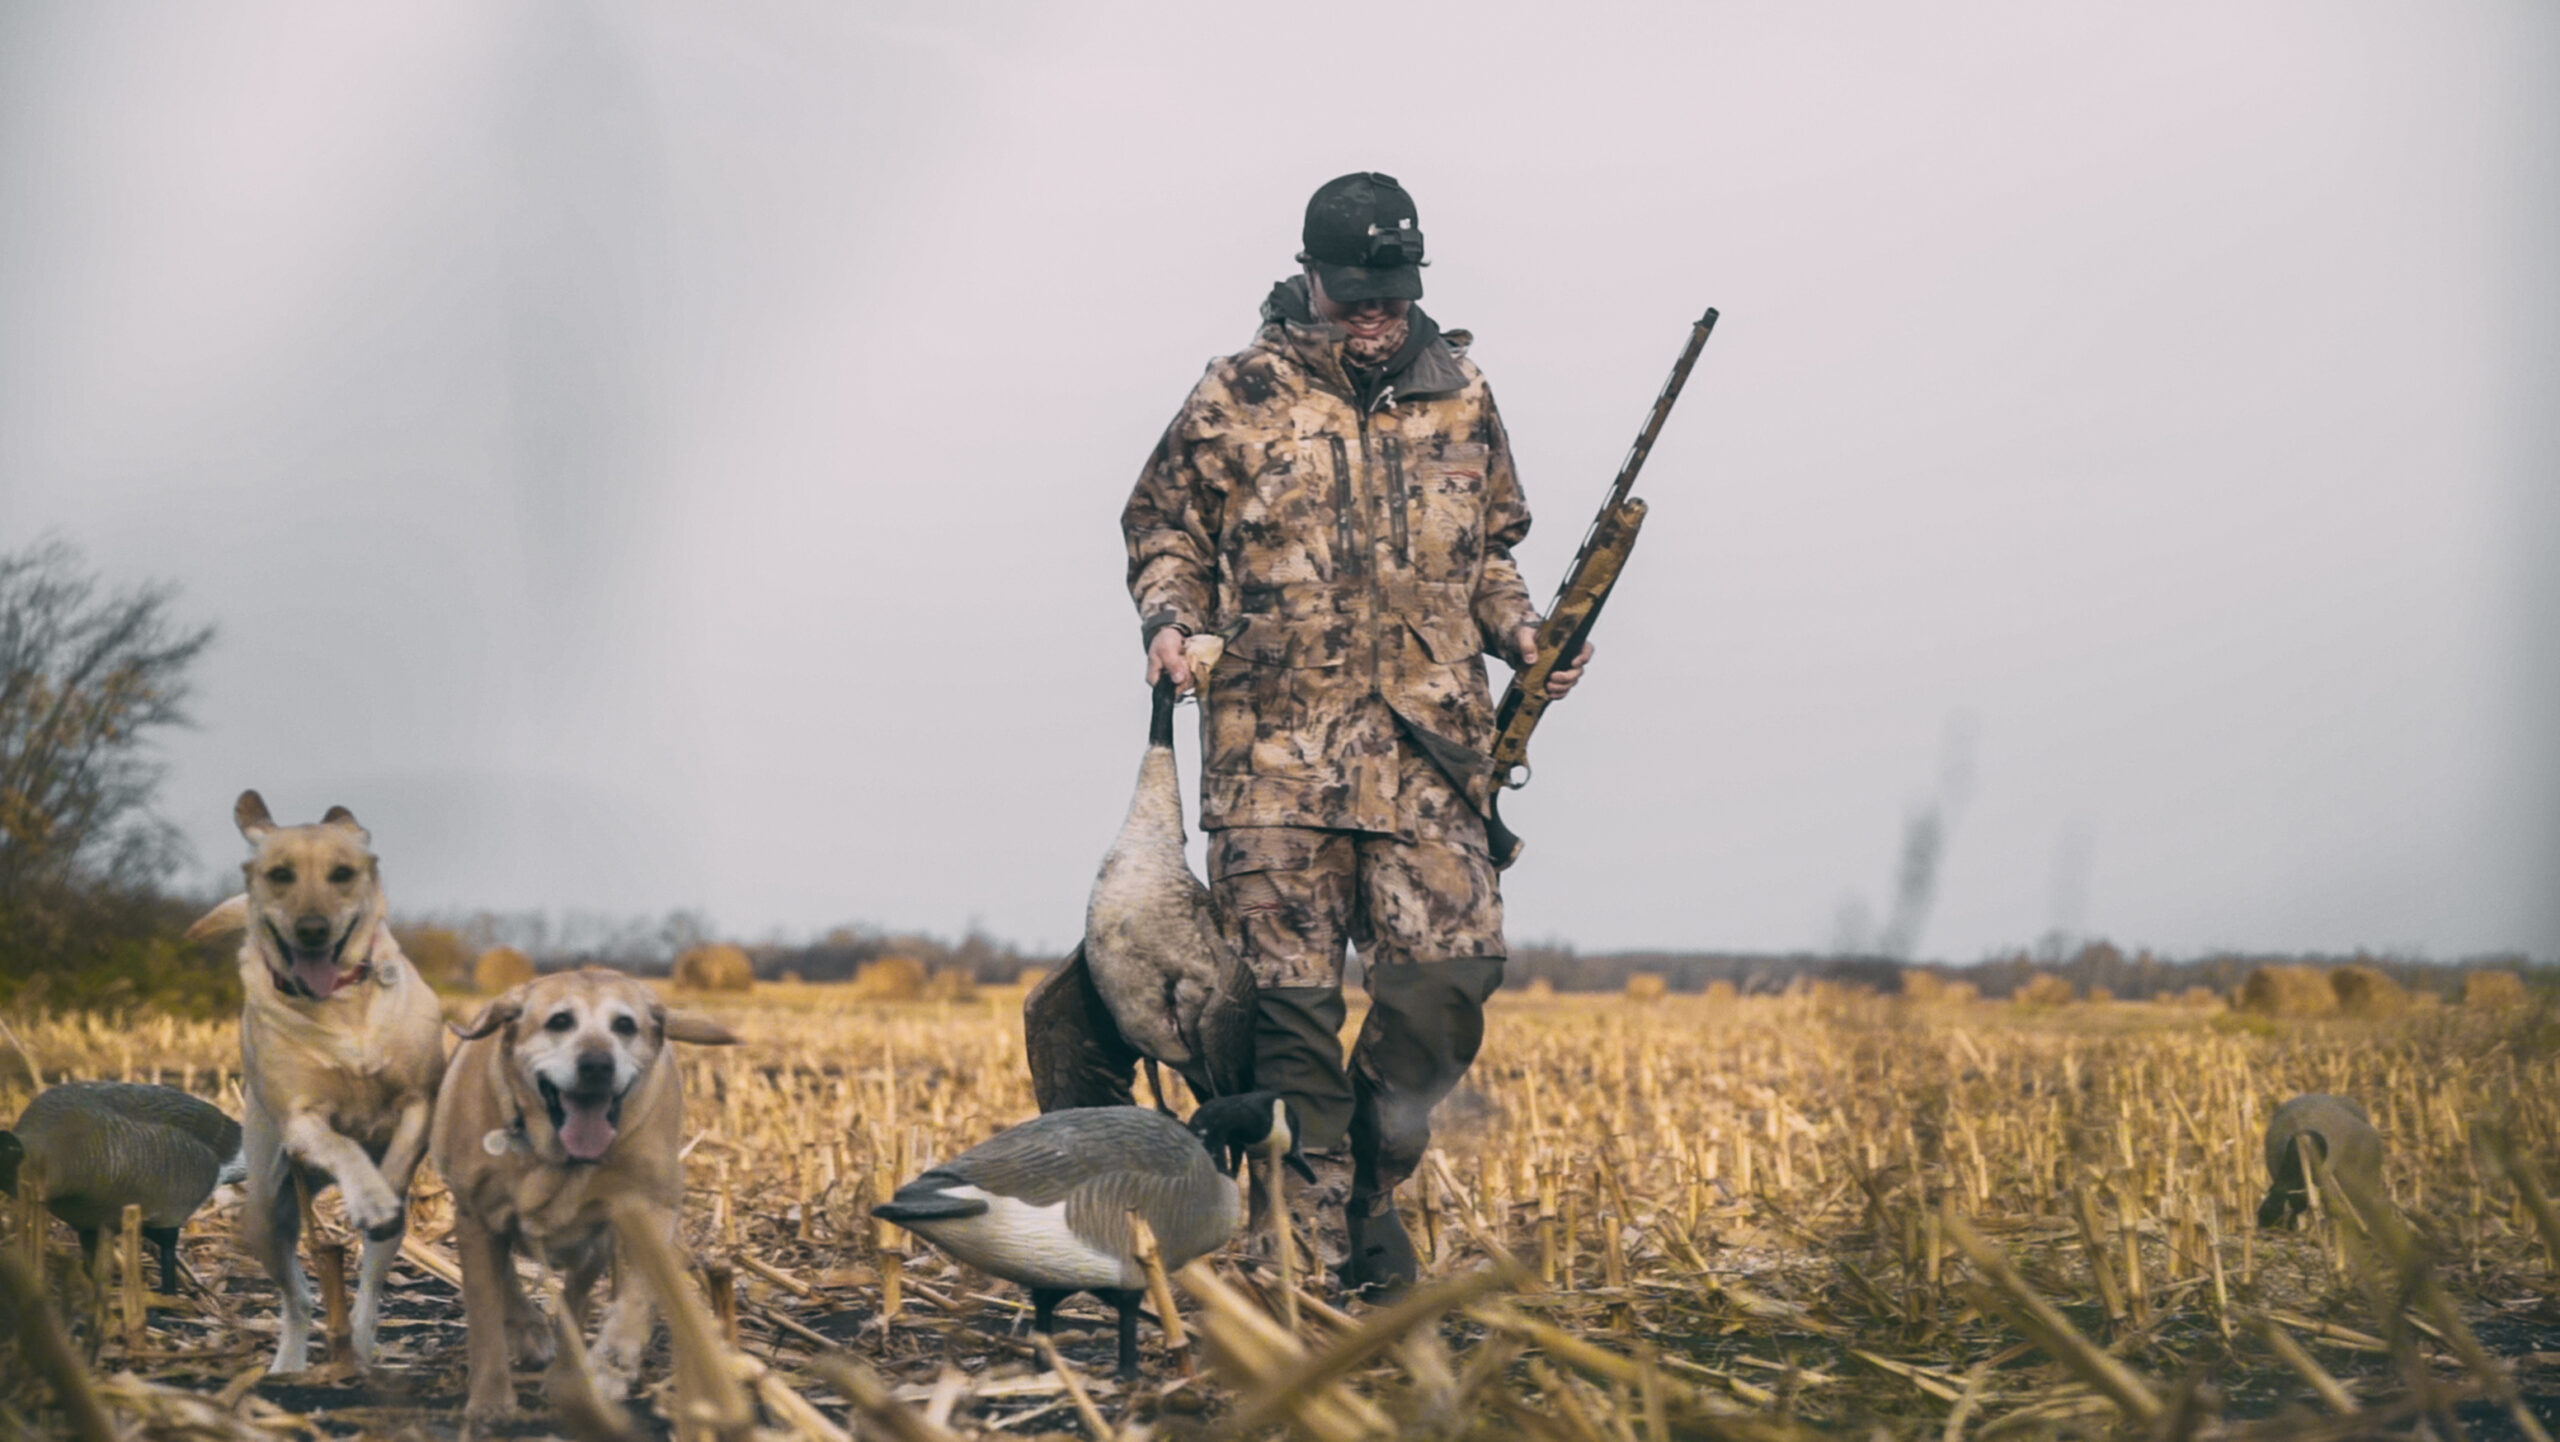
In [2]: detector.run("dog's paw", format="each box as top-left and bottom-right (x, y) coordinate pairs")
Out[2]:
(507, 1313), (557, 1369)
(339, 1184), (404, 1238)
(587, 1343), (637, 1401)
(463, 1390), (518, 1428)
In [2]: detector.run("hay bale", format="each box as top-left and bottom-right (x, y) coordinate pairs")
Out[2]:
(1014, 967), (1049, 992)
(395, 925), (472, 987)
(2013, 973), (2077, 1007)
(2238, 966), (2335, 1017)
(1940, 980), (1979, 1005)
(2087, 985), (2115, 1004)
(2328, 965), (2407, 1017)
(847, 956), (929, 1001)
(474, 946), (536, 994)
(1702, 979), (1738, 1006)
(672, 943), (755, 993)
(1520, 976), (1557, 1000)
(924, 967), (979, 1002)
(2172, 985), (2224, 1011)
(2464, 970), (2528, 1009)
(1625, 973), (1668, 1002)
(1901, 969), (1949, 1004)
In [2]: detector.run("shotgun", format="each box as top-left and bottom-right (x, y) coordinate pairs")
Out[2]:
(1486, 307), (1718, 869)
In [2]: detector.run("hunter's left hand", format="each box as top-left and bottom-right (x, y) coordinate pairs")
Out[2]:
(1514, 627), (1596, 700)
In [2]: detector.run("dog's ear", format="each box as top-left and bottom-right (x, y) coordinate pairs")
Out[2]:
(450, 994), (524, 1041)
(235, 791), (276, 843)
(658, 1009), (739, 1047)
(321, 805), (370, 844)
(185, 894), (249, 942)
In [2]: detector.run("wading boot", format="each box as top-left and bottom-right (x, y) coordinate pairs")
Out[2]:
(1339, 1198), (1419, 1301)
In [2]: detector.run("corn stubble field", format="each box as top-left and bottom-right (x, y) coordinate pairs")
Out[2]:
(4, 984), (2557, 1441)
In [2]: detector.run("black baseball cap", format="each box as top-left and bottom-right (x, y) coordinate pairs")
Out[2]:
(1299, 171), (1426, 303)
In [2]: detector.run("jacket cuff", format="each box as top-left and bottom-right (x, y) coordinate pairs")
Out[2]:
(1141, 612), (1198, 649)
(1480, 610), (1541, 667)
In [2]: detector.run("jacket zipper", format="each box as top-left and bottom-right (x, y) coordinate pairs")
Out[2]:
(1382, 433), (1410, 567)
(1327, 434), (1357, 580)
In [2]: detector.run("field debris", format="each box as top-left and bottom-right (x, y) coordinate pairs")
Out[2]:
(0, 983), (2551, 1437)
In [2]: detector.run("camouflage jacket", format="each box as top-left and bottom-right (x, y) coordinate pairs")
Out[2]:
(1122, 279), (1540, 839)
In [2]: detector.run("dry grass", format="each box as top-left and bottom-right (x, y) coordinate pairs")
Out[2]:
(0, 984), (2554, 1439)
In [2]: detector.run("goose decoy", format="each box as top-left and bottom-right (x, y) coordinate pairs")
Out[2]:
(1031, 677), (1257, 1113)
(0, 1081), (245, 1288)
(2259, 1093), (2387, 1229)
(873, 1091), (1312, 1379)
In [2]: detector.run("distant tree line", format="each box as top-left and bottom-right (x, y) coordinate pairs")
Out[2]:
(402, 911), (1052, 987)
(1510, 938), (2550, 1000)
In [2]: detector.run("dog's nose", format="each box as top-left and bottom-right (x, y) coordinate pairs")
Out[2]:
(575, 1052), (616, 1089)
(293, 916), (332, 950)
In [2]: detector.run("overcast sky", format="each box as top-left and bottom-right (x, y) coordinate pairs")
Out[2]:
(3, 2), (2554, 961)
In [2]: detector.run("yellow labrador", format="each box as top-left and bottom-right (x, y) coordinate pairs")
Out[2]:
(189, 790), (444, 1372)
(431, 968), (737, 1423)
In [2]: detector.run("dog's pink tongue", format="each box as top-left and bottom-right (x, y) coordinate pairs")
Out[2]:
(292, 957), (343, 1000)
(559, 1099), (617, 1161)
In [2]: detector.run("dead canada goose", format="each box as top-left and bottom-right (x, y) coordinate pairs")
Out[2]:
(2259, 1093), (2387, 1229)
(1031, 677), (1256, 1112)
(873, 1091), (1311, 1379)
(0, 1081), (245, 1288)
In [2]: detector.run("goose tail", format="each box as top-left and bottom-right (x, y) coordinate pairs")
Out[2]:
(873, 1195), (992, 1224)
(873, 1172), (994, 1224)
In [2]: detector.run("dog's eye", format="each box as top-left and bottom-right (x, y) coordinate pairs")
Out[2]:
(328, 865), (357, 884)
(545, 1011), (576, 1032)
(265, 867), (294, 885)
(610, 1014), (638, 1037)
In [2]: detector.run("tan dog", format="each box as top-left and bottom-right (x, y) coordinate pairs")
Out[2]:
(188, 790), (445, 1373)
(431, 968), (737, 1423)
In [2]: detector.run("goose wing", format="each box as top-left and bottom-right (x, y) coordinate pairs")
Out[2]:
(1024, 944), (1142, 1113)
(1172, 902), (1257, 1102)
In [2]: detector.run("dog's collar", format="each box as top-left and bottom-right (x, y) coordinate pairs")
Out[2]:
(264, 959), (374, 999)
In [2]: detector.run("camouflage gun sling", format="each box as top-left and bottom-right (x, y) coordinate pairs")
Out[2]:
(1485, 307), (1718, 870)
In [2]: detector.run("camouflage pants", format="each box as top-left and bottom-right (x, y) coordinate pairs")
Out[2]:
(1207, 825), (1506, 1208)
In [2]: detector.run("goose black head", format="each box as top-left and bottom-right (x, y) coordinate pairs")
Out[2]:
(1188, 1091), (1317, 1183)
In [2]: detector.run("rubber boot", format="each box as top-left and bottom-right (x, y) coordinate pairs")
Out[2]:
(1341, 1199), (1420, 1301)
(1253, 986), (1354, 1153)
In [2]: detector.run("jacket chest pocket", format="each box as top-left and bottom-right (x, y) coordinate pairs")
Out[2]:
(1406, 440), (1489, 582)
(1225, 451), (1330, 589)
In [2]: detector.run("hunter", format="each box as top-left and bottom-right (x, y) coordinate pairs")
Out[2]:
(1122, 171), (1589, 1296)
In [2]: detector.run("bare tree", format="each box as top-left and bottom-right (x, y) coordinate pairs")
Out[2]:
(0, 538), (214, 921)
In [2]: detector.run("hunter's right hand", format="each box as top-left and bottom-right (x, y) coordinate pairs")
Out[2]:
(1147, 627), (1194, 696)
